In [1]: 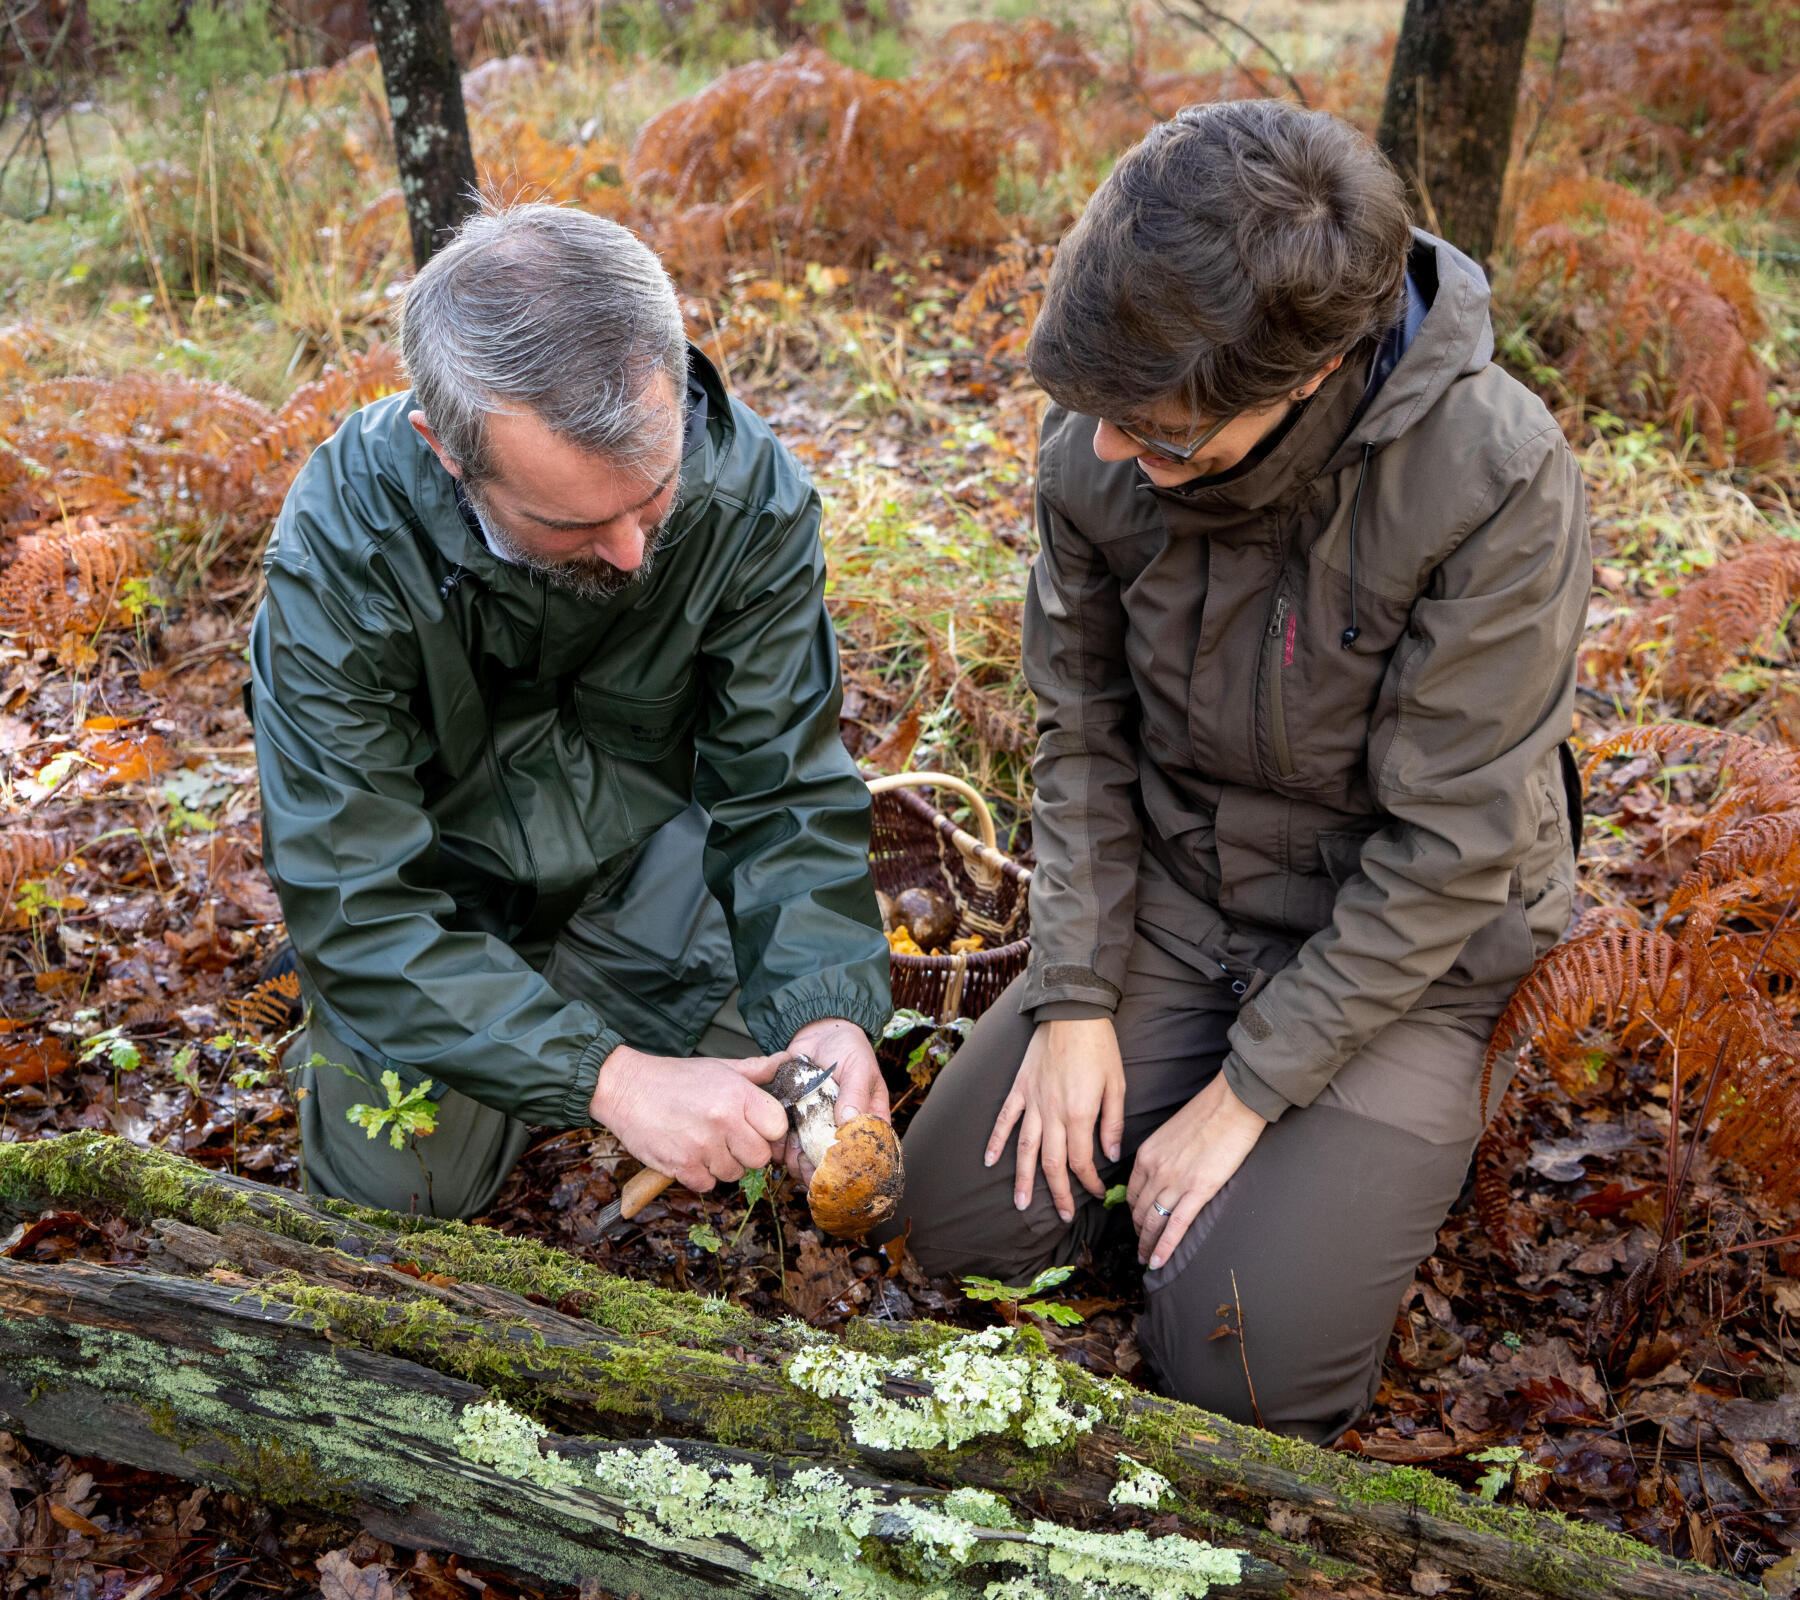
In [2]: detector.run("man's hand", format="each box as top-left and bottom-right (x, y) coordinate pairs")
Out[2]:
(1127, 1072), (1268, 1271)
(590, 1045), (792, 1192)
(986, 1017), (1125, 1225)
(783, 1016), (886, 1183)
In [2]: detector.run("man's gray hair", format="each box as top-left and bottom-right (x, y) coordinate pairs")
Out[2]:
(399, 203), (687, 485)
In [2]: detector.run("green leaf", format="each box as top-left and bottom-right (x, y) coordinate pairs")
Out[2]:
(1021, 1265), (1074, 1296)
(1103, 1184), (1128, 1209)
(739, 1165), (770, 1209)
(688, 1222), (724, 1254)
(1023, 1299), (1084, 1327)
(881, 1008), (937, 1040)
(170, 1045), (200, 1092)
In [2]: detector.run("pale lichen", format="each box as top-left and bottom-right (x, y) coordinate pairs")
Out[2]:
(784, 1326), (1093, 1453)
(454, 1399), (1241, 1600)
(455, 1399), (585, 1491)
(1109, 1456), (1174, 1512)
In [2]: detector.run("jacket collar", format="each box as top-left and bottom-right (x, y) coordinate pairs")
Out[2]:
(1142, 347), (1371, 517)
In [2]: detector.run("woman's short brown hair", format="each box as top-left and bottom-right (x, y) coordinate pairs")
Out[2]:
(1027, 100), (1412, 425)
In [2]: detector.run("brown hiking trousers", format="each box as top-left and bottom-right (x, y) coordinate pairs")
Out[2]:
(886, 863), (1515, 1445)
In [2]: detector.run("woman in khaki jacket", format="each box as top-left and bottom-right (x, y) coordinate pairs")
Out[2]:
(883, 100), (1589, 1442)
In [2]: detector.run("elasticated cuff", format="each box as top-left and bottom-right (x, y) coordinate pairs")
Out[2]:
(763, 989), (891, 1053)
(1220, 1050), (1294, 1124)
(562, 1026), (625, 1128)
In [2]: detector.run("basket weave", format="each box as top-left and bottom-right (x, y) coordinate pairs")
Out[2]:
(868, 778), (1032, 1026)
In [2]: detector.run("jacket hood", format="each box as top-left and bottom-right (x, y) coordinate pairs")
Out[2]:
(1144, 230), (1495, 516)
(1337, 231), (1496, 462)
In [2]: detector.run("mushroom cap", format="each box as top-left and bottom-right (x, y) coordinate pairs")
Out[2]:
(806, 1114), (904, 1238)
(894, 885), (956, 951)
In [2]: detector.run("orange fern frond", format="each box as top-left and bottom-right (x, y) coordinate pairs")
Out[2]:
(1511, 175), (1779, 465)
(1583, 722), (1800, 808)
(215, 342), (406, 516)
(0, 829), (80, 883)
(0, 519), (147, 647)
(231, 969), (304, 1036)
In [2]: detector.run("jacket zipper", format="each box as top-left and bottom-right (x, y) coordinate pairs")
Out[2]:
(1265, 593), (1297, 780)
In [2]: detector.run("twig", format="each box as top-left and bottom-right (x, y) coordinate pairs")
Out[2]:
(1519, 0), (1569, 168)
(1153, 0), (1309, 107)
(1230, 1267), (1263, 1429)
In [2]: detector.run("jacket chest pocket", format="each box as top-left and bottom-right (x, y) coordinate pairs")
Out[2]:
(575, 675), (700, 762)
(573, 675), (701, 841)
(1272, 565), (1412, 796)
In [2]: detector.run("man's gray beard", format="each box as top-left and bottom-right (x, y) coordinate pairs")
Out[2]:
(469, 483), (681, 602)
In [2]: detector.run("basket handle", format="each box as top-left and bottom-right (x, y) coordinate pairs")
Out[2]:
(865, 770), (1007, 890)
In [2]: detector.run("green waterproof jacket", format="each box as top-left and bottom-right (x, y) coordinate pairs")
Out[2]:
(249, 349), (891, 1129)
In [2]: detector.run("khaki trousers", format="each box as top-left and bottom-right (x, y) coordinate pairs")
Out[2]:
(294, 992), (759, 1219)
(886, 911), (1513, 1444)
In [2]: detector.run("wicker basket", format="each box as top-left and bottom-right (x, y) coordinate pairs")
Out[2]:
(867, 771), (1032, 1026)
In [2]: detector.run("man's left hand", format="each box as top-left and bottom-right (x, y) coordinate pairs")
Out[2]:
(782, 1016), (887, 1183)
(1127, 1073), (1268, 1271)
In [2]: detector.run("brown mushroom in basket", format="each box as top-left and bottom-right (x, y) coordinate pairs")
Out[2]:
(790, 1072), (903, 1238)
(893, 885), (956, 952)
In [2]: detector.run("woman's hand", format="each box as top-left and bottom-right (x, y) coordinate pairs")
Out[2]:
(986, 1017), (1125, 1224)
(1127, 1073), (1268, 1270)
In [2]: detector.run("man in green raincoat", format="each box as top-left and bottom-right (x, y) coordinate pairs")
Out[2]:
(249, 203), (892, 1218)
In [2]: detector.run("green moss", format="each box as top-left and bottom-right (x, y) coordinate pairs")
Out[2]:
(226, 1437), (354, 1511)
(260, 1276), (847, 1454)
(0, 1131), (335, 1243)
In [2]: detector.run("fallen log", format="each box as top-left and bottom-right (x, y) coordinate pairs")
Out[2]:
(0, 1133), (1755, 1600)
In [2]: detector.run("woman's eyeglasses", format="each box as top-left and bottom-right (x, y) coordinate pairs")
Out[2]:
(1113, 408), (1241, 464)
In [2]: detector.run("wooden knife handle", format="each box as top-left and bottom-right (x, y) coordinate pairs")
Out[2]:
(619, 1165), (676, 1220)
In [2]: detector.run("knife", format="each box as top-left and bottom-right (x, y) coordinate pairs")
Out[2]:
(593, 1055), (838, 1237)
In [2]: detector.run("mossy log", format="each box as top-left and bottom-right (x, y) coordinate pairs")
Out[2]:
(0, 1133), (1757, 1600)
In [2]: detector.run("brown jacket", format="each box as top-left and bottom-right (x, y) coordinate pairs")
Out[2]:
(1021, 232), (1590, 1121)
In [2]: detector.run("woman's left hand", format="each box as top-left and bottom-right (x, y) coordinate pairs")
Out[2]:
(1127, 1073), (1269, 1270)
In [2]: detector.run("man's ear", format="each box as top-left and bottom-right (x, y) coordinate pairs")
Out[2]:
(409, 410), (463, 480)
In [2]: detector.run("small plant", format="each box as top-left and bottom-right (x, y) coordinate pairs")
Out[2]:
(1471, 1445), (1551, 1503)
(961, 1264), (1084, 1327)
(169, 1045), (201, 1094)
(344, 1067), (440, 1151)
(882, 1007), (974, 1089)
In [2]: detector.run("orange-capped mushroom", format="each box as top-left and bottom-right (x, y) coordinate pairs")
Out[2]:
(806, 1114), (903, 1238)
(788, 1073), (904, 1238)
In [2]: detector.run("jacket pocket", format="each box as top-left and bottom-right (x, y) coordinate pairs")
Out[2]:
(1317, 827), (1376, 885)
(574, 676), (699, 762)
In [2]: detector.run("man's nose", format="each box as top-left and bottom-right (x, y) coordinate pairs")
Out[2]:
(589, 524), (646, 570)
(1092, 419), (1144, 463)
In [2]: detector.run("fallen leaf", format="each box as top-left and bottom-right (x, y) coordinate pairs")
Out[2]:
(1525, 1123), (1636, 1182)
(48, 1502), (103, 1537)
(0, 1034), (74, 1090)
(318, 1547), (399, 1600)
(788, 1228), (859, 1321)
(1721, 1439), (1794, 1505)
(1409, 1559), (1452, 1596)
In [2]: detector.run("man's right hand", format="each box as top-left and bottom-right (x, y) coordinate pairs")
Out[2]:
(591, 1045), (793, 1191)
(985, 1017), (1125, 1225)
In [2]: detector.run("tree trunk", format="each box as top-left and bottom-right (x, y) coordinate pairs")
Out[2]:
(1375, 0), (1535, 267)
(365, 0), (479, 268)
(0, 1134), (1756, 1600)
